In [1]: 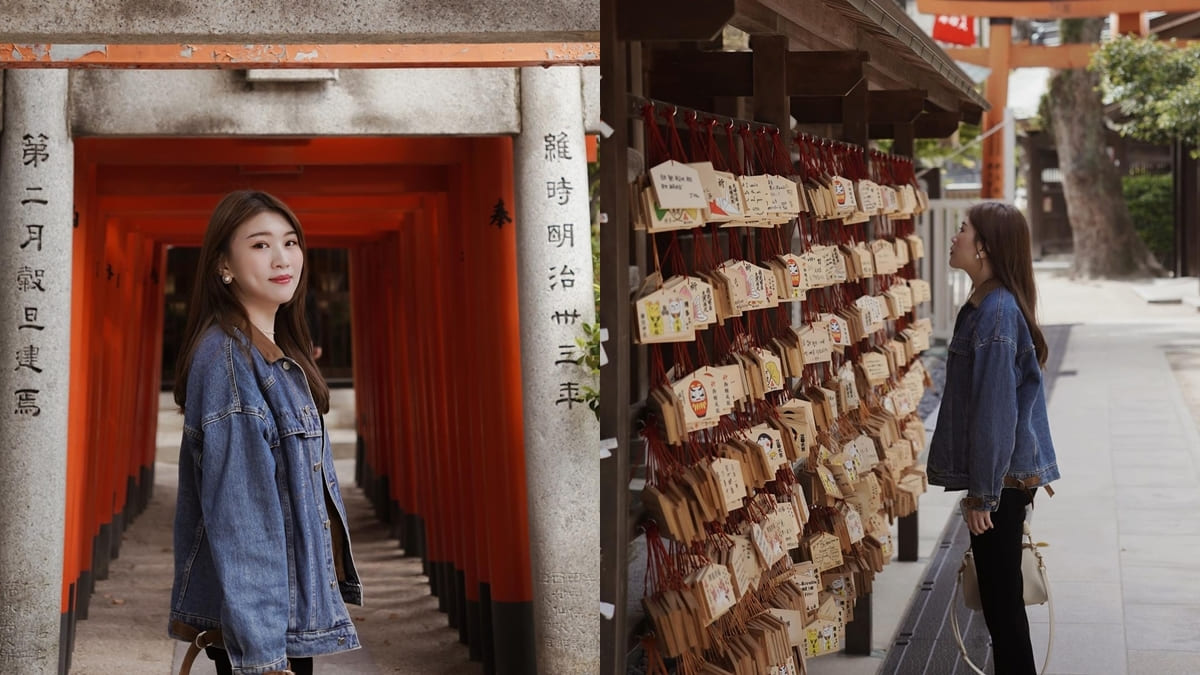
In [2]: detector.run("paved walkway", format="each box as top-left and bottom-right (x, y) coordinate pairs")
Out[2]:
(69, 273), (1200, 674)
(805, 272), (1200, 675)
(71, 459), (477, 674)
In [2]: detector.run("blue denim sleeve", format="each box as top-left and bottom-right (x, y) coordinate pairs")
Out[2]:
(199, 410), (291, 673)
(967, 336), (1019, 512)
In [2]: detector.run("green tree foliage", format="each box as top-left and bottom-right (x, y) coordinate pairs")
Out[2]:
(1121, 171), (1175, 270)
(1093, 35), (1200, 148)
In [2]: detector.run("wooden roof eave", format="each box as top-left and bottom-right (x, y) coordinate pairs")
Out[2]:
(731, 0), (988, 116)
(1150, 11), (1200, 38)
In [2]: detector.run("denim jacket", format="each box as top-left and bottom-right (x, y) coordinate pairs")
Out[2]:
(927, 281), (1060, 511)
(169, 323), (362, 673)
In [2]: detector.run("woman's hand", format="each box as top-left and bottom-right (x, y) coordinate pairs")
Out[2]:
(964, 507), (994, 535)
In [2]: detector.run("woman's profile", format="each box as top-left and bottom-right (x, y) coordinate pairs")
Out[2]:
(168, 190), (362, 675)
(928, 201), (1060, 674)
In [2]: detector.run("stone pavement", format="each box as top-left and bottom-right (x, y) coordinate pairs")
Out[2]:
(805, 272), (1200, 675)
(70, 459), (477, 674)
(67, 273), (1200, 674)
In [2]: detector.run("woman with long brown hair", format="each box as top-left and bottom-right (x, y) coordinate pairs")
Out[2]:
(168, 190), (361, 675)
(928, 201), (1060, 674)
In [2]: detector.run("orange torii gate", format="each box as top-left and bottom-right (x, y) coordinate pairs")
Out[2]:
(917, 0), (1200, 198)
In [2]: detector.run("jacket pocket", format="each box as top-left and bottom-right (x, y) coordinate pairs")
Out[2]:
(276, 407), (323, 440)
(947, 333), (971, 357)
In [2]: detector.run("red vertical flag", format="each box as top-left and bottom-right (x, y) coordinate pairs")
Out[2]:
(933, 15), (976, 46)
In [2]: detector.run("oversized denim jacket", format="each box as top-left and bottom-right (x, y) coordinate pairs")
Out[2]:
(169, 323), (362, 673)
(927, 282), (1060, 511)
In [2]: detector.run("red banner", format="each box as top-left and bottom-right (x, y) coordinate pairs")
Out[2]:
(933, 15), (976, 46)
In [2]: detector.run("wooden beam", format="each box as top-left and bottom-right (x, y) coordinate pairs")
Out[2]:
(791, 89), (927, 125)
(792, 97), (843, 124)
(894, 123), (916, 157)
(0, 42), (600, 68)
(733, 0), (982, 112)
(949, 40), (1200, 70)
(948, 41), (1199, 71)
(733, 0), (853, 52)
(649, 50), (753, 98)
(788, 51), (868, 97)
(869, 90), (927, 124)
(867, 122), (919, 144)
(1152, 11), (1200, 37)
(913, 110), (962, 138)
(961, 101), (984, 126)
(617, 0), (735, 41)
(869, 124), (897, 140)
(753, 34), (791, 131)
(945, 46), (989, 67)
(842, 79), (869, 147)
(650, 48), (868, 100)
(917, 0), (1200, 19)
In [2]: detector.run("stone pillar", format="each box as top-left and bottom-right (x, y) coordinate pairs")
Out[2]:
(513, 65), (600, 674)
(0, 70), (72, 672)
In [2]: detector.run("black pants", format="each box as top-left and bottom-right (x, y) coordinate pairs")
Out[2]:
(206, 646), (314, 675)
(968, 487), (1037, 675)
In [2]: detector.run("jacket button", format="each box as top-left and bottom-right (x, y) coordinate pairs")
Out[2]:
(330, 581), (336, 589)
(281, 361), (291, 370)
(324, 519), (330, 529)
(313, 462), (321, 472)
(337, 637), (346, 645)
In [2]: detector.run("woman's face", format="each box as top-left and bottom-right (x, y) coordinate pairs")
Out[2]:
(949, 219), (981, 270)
(221, 210), (304, 315)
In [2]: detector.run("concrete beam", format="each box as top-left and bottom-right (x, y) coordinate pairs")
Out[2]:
(70, 69), (515, 136)
(69, 68), (602, 137)
(0, 1), (598, 43)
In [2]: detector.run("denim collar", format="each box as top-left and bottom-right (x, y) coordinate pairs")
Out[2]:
(967, 278), (1003, 307)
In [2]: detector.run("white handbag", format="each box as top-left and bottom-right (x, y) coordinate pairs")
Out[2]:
(951, 522), (1054, 675)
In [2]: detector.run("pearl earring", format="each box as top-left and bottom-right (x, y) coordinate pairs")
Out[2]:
(974, 252), (980, 260)
(222, 274), (232, 284)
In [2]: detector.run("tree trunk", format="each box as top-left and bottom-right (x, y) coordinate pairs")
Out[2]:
(1047, 18), (1164, 278)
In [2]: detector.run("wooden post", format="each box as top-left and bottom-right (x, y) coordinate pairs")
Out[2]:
(1113, 12), (1149, 35)
(981, 18), (1012, 199)
(892, 120), (921, 563)
(841, 78), (869, 148)
(600, 0), (633, 672)
(752, 34), (791, 133)
(894, 122), (915, 158)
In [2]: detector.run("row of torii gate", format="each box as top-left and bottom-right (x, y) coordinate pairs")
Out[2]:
(918, 0), (1200, 199)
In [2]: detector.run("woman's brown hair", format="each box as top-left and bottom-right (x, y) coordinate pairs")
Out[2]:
(173, 190), (330, 413)
(967, 201), (1048, 368)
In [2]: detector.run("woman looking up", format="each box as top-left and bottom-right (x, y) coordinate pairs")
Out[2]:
(928, 201), (1060, 675)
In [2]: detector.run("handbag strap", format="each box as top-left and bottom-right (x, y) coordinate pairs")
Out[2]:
(171, 620), (223, 675)
(171, 620), (297, 675)
(951, 552), (1054, 675)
